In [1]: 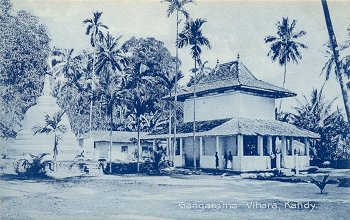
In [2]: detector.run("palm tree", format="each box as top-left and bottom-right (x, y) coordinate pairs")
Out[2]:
(321, 0), (350, 123)
(95, 33), (127, 173)
(321, 43), (349, 90)
(124, 62), (154, 172)
(128, 87), (155, 172)
(155, 68), (183, 161)
(50, 48), (86, 93)
(177, 18), (211, 168)
(33, 110), (67, 171)
(83, 11), (108, 135)
(162, 0), (194, 166)
(264, 17), (307, 111)
(187, 60), (210, 87)
(289, 88), (349, 161)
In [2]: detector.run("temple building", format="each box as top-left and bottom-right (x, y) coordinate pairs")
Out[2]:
(11, 75), (81, 161)
(146, 56), (319, 171)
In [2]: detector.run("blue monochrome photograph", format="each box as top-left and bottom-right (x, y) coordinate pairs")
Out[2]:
(0, 0), (349, 219)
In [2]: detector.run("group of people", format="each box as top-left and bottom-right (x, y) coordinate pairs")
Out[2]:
(215, 151), (233, 169)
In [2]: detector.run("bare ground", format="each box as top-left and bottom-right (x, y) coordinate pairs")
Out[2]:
(0, 173), (349, 220)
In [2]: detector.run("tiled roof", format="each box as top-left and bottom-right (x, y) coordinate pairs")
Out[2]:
(176, 60), (296, 100)
(146, 118), (319, 139)
(81, 131), (149, 142)
(149, 118), (231, 135)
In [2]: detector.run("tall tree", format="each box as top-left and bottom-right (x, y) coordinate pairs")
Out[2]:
(321, 43), (350, 91)
(95, 32), (127, 173)
(0, 2), (50, 138)
(288, 89), (349, 161)
(155, 65), (183, 161)
(83, 11), (108, 135)
(162, 0), (194, 165)
(122, 37), (180, 164)
(264, 17), (307, 111)
(124, 62), (154, 172)
(177, 18), (211, 168)
(50, 49), (94, 136)
(321, 0), (350, 123)
(33, 110), (67, 171)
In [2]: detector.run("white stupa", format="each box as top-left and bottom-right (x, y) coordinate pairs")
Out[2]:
(11, 75), (81, 161)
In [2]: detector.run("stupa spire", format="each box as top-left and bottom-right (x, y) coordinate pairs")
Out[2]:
(43, 74), (51, 96)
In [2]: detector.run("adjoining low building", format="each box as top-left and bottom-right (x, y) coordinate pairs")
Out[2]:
(79, 131), (153, 162)
(145, 56), (319, 171)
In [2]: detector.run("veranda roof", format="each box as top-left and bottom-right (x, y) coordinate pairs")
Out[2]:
(146, 118), (319, 139)
(81, 131), (149, 143)
(173, 60), (296, 100)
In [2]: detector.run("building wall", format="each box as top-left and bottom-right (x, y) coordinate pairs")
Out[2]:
(94, 141), (152, 162)
(203, 136), (216, 156)
(183, 91), (275, 122)
(284, 155), (310, 168)
(238, 93), (275, 120)
(95, 141), (137, 162)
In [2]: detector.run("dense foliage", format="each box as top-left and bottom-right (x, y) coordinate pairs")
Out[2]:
(0, 0), (50, 138)
(281, 89), (350, 161)
(51, 36), (182, 136)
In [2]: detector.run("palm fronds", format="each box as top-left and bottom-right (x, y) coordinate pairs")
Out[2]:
(311, 175), (330, 194)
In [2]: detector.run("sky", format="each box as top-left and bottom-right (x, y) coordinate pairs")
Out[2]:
(12, 0), (350, 113)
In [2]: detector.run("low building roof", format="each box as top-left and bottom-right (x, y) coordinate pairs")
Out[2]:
(80, 131), (149, 143)
(147, 118), (319, 139)
(173, 60), (296, 100)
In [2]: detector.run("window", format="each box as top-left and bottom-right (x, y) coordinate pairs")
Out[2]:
(142, 146), (148, 152)
(121, 145), (128, 153)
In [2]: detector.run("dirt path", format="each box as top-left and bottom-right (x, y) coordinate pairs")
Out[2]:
(0, 174), (349, 219)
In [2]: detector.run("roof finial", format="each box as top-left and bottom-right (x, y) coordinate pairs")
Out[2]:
(215, 59), (220, 72)
(237, 53), (240, 61)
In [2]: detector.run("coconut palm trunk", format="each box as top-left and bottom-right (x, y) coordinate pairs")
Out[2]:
(137, 115), (141, 173)
(53, 133), (57, 171)
(168, 91), (172, 161)
(279, 63), (287, 111)
(177, 18), (211, 168)
(89, 52), (96, 136)
(172, 10), (179, 165)
(321, 0), (350, 123)
(193, 60), (197, 168)
(109, 105), (113, 174)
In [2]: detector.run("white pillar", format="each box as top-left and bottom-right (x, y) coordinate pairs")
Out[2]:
(267, 136), (273, 154)
(152, 139), (156, 151)
(257, 136), (264, 156)
(216, 136), (220, 155)
(199, 137), (203, 156)
(281, 136), (287, 168)
(179, 138), (183, 155)
(304, 137), (310, 156)
(267, 136), (272, 169)
(290, 137), (294, 155)
(180, 138), (185, 167)
(294, 153), (299, 175)
(173, 138), (176, 163)
(237, 135), (244, 171)
(276, 152), (281, 170)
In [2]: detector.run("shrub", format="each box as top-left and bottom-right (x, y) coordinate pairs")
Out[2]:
(14, 153), (53, 177)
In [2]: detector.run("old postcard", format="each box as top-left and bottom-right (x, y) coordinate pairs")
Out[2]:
(0, 0), (349, 219)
